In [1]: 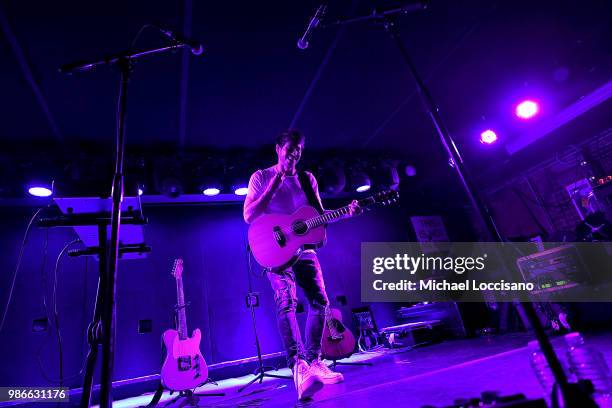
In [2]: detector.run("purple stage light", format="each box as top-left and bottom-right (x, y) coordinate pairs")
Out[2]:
(28, 186), (53, 197)
(234, 187), (248, 196)
(516, 100), (539, 119)
(480, 130), (498, 144)
(138, 188), (144, 196)
(203, 187), (220, 196)
(404, 165), (417, 177)
(356, 184), (371, 193)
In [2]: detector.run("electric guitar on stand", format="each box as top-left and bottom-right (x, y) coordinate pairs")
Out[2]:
(248, 189), (399, 269)
(161, 259), (208, 391)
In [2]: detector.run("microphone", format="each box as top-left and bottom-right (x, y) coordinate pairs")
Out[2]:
(297, 3), (327, 50)
(156, 27), (204, 55)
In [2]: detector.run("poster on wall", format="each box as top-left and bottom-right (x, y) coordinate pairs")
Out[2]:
(410, 215), (449, 242)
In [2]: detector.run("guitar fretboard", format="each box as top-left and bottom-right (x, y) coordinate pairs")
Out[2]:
(305, 206), (350, 229)
(176, 277), (188, 340)
(304, 196), (375, 229)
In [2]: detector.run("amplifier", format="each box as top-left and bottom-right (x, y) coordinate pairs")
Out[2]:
(516, 244), (589, 293)
(593, 179), (612, 222)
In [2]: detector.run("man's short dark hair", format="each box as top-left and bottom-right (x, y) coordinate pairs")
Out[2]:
(276, 129), (305, 147)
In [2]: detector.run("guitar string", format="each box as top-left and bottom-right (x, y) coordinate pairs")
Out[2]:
(273, 205), (351, 239)
(272, 192), (394, 238)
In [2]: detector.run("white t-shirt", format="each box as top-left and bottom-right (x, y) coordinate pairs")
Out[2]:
(243, 166), (323, 223)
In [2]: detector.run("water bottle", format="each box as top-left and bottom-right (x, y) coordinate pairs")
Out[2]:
(565, 332), (611, 406)
(528, 340), (557, 402)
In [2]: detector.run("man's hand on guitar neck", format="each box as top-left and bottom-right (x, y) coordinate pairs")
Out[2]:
(348, 199), (362, 217)
(326, 200), (362, 219)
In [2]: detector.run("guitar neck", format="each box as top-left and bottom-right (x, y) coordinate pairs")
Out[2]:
(175, 277), (188, 340)
(305, 196), (376, 228)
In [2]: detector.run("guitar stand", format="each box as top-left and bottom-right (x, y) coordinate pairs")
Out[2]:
(142, 302), (225, 408)
(163, 387), (225, 408)
(143, 379), (224, 408)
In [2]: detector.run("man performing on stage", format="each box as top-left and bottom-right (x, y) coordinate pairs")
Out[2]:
(243, 129), (360, 400)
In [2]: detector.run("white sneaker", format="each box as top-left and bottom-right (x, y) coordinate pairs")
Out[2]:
(293, 358), (324, 400)
(309, 359), (344, 384)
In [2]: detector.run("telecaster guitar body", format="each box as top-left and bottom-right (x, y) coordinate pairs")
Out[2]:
(161, 328), (208, 391)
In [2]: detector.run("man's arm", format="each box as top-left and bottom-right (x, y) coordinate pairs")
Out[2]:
(243, 170), (284, 224)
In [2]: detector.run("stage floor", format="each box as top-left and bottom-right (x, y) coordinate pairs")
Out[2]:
(100, 332), (612, 408)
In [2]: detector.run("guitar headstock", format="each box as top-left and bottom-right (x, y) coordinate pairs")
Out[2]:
(371, 189), (400, 206)
(171, 258), (184, 279)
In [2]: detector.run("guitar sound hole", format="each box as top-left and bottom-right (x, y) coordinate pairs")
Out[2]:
(328, 333), (344, 342)
(331, 319), (345, 333)
(328, 319), (346, 341)
(292, 221), (308, 235)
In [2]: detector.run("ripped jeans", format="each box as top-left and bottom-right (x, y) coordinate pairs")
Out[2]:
(267, 251), (329, 368)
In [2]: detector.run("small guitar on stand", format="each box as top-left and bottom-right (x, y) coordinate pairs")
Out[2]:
(321, 307), (373, 370)
(248, 189), (399, 269)
(321, 308), (356, 360)
(161, 258), (208, 391)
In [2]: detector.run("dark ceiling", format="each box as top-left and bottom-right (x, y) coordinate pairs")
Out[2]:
(1, 0), (611, 177)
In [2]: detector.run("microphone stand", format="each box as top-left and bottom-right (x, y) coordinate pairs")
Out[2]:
(321, 6), (598, 407)
(60, 40), (200, 408)
(239, 245), (292, 393)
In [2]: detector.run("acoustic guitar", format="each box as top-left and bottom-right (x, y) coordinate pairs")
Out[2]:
(321, 308), (357, 360)
(248, 190), (399, 269)
(160, 259), (208, 391)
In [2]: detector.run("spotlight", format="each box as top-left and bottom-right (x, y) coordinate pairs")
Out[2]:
(228, 169), (250, 197)
(516, 100), (539, 119)
(28, 186), (53, 197)
(155, 158), (183, 198)
(27, 180), (54, 197)
(160, 176), (183, 198)
(480, 129), (498, 144)
(351, 171), (371, 193)
(234, 186), (248, 196)
(404, 165), (417, 177)
(128, 157), (149, 197)
(196, 170), (223, 197)
(373, 161), (400, 190)
(199, 179), (221, 196)
(319, 163), (346, 194)
(203, 187), (220, 196)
